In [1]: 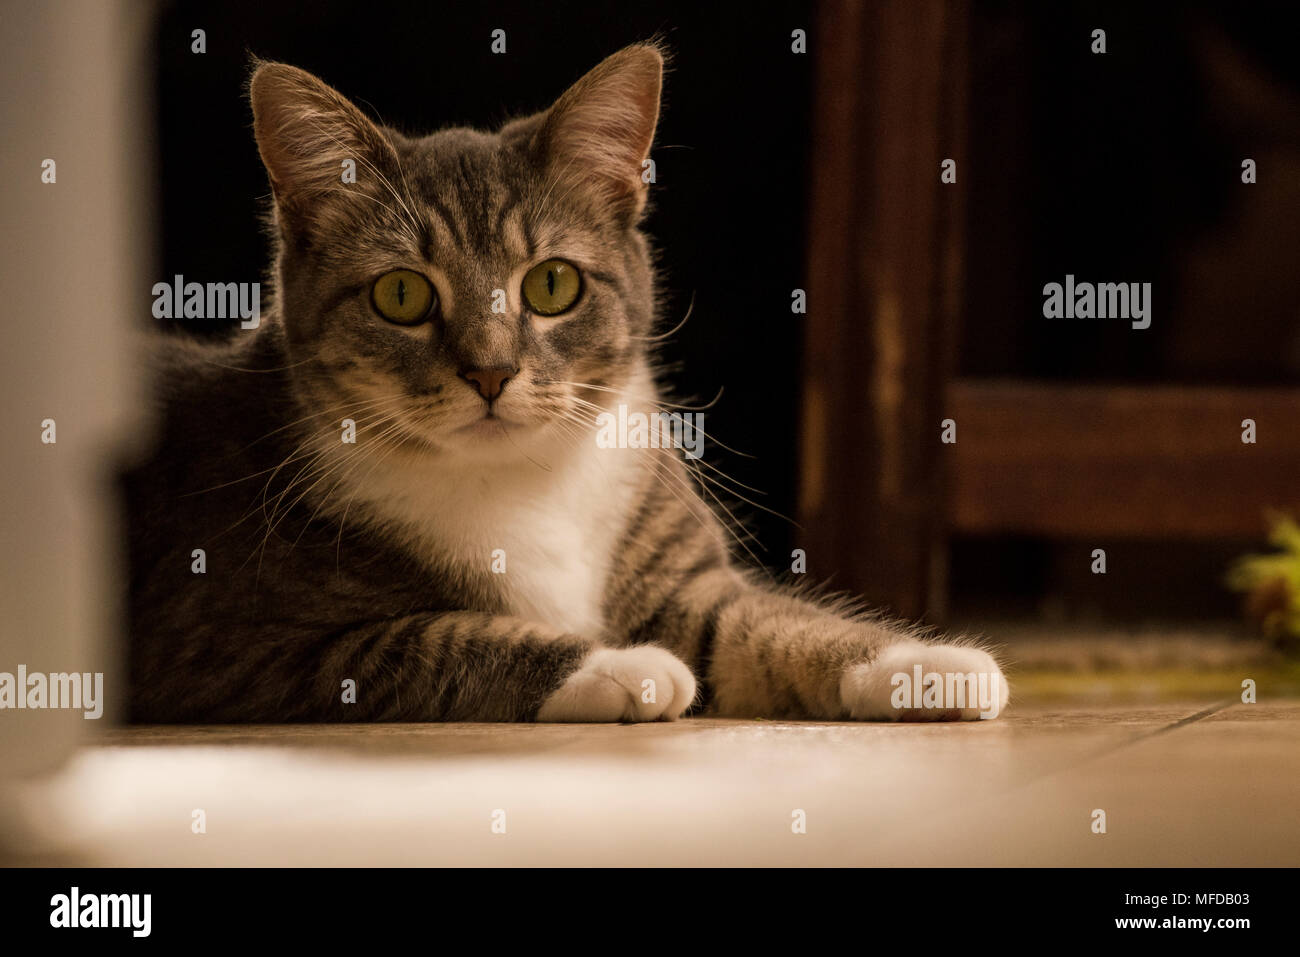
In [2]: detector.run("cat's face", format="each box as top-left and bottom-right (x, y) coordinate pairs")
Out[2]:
(250, 45), (663, 457)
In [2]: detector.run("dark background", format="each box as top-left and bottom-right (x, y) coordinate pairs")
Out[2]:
(153, 0), (1300, 624)
(963, 2), (1300, 385)
(956, 2), (1300, 622)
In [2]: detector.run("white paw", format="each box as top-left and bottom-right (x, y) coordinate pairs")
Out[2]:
(840, 641), (1009, 721)
(537, 646), (697, 722)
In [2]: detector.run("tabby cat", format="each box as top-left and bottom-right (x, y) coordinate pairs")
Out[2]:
(123, 43), (1008, 722)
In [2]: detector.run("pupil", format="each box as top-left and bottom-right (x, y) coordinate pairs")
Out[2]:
(396, 279), (406, 306)
(546, 270), (555, 295)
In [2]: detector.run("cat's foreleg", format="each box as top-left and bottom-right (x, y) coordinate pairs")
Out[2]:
(613, 562), (1009, 721)
(606, 462), (1009, 721)
(134, 611), (691, 722)
(702, 587), (1010, 720)
(314, 612), (695, 722)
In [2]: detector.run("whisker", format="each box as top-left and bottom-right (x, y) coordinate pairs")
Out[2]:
(628, 291), (696, 342)
(196, 354), (318, 375)
(247, 415), (408, 581)
(556, 406), (754, 565)
(182, 397), (409, 497)
(558, 382), (752, 456)
(220, 392), (411, 463)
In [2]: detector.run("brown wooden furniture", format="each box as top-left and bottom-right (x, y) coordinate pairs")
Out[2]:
(797, 0), (1300, 622)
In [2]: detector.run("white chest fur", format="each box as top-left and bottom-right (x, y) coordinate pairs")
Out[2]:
(347, 430), (644, 638)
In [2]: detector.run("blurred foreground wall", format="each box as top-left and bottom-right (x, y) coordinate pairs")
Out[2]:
(0, 0), (153, 777)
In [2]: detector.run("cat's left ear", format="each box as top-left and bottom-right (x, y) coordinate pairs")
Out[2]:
(537, 43), (664, 221)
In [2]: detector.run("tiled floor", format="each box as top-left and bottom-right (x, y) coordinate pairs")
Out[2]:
(4, 701), (1297, 866)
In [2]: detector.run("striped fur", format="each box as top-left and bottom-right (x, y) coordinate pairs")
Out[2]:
(122, 44), (1007, 722)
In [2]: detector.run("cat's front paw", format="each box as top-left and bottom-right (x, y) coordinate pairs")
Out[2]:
(537, 646), (697, 722)
(840, 641), (1009, 721)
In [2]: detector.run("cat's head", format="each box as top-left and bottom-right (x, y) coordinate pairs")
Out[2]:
(249, 44), (664, 457)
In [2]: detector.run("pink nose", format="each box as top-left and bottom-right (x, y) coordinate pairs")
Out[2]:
(458, 367), (516, 401)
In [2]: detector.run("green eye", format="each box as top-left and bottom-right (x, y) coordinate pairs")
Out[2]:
(371, 269), (435, 324)
(522, 260), (581, 316)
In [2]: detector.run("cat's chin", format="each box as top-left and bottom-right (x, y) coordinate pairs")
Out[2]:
(431, 414), (558, 457)
(372, 416), (534, 459)
(452, 415), (528, 439)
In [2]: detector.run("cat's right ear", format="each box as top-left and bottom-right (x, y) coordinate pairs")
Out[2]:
(249, 61), (399, 233)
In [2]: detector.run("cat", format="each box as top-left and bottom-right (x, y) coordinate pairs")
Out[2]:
(122, 42), (1009, 723)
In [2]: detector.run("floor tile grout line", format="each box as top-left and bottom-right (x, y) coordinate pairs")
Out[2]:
(1123, 698), (1239, 745)
(1004, 699), (1239, 794)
